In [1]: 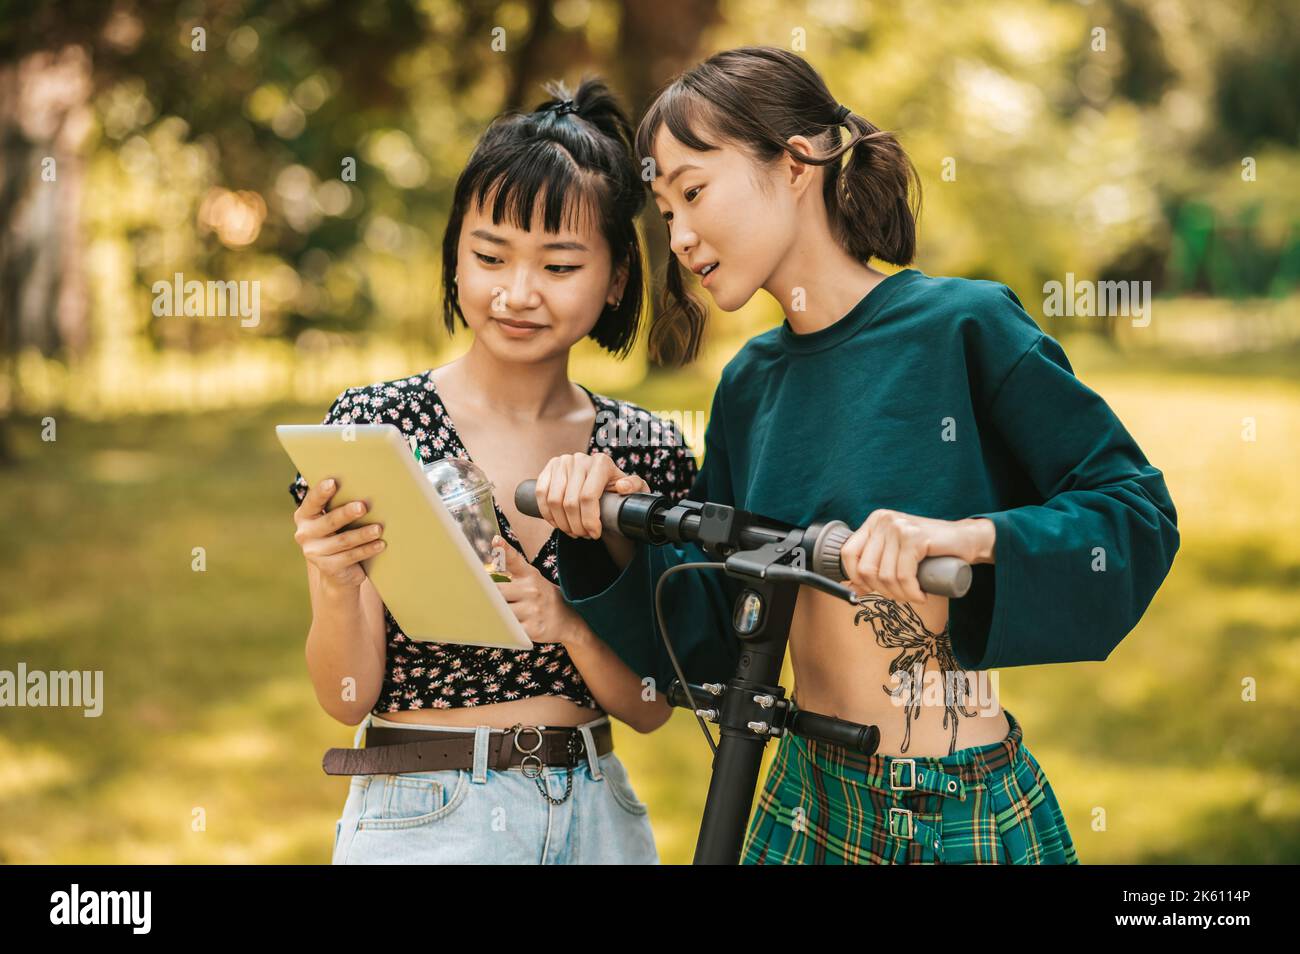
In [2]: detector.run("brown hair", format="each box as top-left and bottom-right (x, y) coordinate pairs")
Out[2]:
(635, 46), (922, 366)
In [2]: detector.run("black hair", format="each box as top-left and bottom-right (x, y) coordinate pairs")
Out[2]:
(635, 46), (922, 366)
(441, 77), (646, 358)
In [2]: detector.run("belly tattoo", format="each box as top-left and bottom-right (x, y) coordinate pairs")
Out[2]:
(851, 594), (982, 755)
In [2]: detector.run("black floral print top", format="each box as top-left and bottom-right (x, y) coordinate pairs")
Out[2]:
(288, 368), (697, 713)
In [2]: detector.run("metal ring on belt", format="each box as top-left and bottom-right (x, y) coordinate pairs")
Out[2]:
(321, 721), (613, 776)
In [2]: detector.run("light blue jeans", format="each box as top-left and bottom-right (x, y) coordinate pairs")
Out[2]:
(331, 713), (659, 864)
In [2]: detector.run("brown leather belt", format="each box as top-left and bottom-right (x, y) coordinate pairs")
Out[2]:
(322, 722), (614, 776)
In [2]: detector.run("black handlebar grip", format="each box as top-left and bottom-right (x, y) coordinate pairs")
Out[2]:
(514, 479), (541, 517)
(514, 479), (624, 535)
(788, 709), (881, 755)
(513, 484), (973, 599)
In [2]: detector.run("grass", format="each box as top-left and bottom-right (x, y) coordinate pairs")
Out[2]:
(1, 340), (1297, 863)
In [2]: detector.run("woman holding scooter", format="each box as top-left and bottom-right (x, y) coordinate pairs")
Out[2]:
(530, 47), (1179, 864)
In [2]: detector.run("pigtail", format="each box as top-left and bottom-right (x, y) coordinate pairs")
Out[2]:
(647, 255), (708, 367)
(567, 77), (636, 157)
(825, 112), (921, 267)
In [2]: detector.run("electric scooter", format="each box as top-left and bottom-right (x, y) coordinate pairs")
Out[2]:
(516, 479), (971, 865)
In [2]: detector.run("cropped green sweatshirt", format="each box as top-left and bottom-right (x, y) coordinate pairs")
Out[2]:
(553, 267), (1181, 691)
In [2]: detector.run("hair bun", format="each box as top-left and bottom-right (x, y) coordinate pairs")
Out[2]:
(542, 98), (578, 117)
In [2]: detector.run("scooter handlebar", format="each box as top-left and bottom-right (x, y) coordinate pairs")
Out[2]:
(513, 479), (971, 598)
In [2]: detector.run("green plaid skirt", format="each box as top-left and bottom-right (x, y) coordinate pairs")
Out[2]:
(741, 708), (1079, 864)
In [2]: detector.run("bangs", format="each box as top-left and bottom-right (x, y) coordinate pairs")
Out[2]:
(442, 75), (648, 356)
(634, 82), (724, 170)
(465, 140), (605, 236)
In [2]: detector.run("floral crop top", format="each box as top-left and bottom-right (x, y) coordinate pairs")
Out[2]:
(288, 368), (697, 713)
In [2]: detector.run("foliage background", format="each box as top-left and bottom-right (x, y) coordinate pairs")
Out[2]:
(1, 0), (1297, 863)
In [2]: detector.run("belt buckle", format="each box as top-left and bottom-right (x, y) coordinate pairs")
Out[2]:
(511, 724), (544, 778)
(888, 807), (914, 839)
(888, 757), (917, 791)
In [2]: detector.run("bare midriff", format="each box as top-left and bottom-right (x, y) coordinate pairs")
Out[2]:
(787, 587), (1008, 758)
(379, 589), (1007, 752)
(374, 695), (598, 729)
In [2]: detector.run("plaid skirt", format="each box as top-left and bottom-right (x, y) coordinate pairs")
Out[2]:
(741, 708), (1079, 864)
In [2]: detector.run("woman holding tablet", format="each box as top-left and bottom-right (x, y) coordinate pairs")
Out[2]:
(289, 79), (688, 864)
(534, 48), (1180, 864)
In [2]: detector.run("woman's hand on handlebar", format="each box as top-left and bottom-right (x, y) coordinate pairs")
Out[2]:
(839, 510), (995, 606)
(292, 478), (386, 588)
(533, 452), (650, 538)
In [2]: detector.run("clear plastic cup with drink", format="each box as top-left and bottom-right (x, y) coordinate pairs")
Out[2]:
(419, 453), (511, 581)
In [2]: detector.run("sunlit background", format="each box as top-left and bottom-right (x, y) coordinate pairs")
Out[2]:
(1, 0), (1298, 863)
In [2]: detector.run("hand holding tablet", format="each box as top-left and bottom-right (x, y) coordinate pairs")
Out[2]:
(277, 423), (533, 650)
(292, 478), (386, 589)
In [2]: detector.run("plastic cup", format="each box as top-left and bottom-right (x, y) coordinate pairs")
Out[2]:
(420, 456), (511, 581)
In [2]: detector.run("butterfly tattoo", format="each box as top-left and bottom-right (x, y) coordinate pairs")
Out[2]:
(851, 594), (982, 755)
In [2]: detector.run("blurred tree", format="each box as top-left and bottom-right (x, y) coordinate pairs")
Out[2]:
(0, 0), (1297, 447)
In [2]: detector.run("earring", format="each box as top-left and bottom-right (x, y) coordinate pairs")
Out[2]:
(608, 296), (622, 310)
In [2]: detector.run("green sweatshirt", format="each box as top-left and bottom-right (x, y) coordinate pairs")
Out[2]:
(554, 267), (1181, 691)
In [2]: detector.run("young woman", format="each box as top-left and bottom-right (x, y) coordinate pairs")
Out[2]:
(532, 48), (1181, 864)
(288, 79), (696, 864)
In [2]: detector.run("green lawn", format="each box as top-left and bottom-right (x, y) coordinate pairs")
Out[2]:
(1, 343), (1297, 863)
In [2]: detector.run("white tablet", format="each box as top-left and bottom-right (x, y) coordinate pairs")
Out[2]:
(277, 423), (532, 650)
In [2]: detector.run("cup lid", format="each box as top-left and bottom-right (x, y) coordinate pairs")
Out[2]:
(422, 456), (494, 508)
